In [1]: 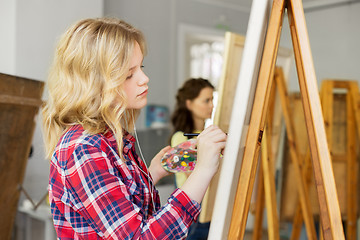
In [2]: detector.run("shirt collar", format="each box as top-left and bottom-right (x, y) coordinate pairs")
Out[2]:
(122, 130), (135, 155)
(103, 127), (135, 156)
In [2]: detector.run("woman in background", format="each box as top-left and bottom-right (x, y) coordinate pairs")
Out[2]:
(170, 78), (215, 240)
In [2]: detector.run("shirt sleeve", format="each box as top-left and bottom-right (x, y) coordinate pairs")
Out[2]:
(61, 143), (200, 240)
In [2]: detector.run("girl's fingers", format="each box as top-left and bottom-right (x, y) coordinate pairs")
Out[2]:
(155, 146), (171, 158)
(152, 146), (171, 165)
(160, 146), (172, 154)
(198, 127), (227, 145)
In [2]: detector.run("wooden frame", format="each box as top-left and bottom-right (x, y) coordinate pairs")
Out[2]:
(228, 0), (286, 237)
(321, 80), (359, 239)
(210, 0), (345, 239)
(282, 80), (360, 239)
(208, 0), (271, 238)
(276, 67), (317, 239)
(287, 1), (343, 237)
(199, 32), (245, 223)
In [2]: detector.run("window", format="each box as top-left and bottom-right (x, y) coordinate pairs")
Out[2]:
(188, 39), (225, 126)
(189, 41), (224, 88)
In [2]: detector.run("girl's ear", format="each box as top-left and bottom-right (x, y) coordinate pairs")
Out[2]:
(186, 99), (193, 111)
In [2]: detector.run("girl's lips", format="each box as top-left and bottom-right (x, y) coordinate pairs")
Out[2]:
(138, 89), (148, 97)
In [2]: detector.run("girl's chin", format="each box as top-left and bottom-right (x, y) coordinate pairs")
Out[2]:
(126, 101), (147, 110)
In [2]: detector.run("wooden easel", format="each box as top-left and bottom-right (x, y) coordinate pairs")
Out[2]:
(320, 80), (359, 239)
(228, 0), (345, 239)
(251, 67), (317, 239)
(256, 78), (360, 240)
(251, 69), (282, 240)
(283, 80), (360, 240)
(252, 67), (318, 240)
(258, 126), (280, 240)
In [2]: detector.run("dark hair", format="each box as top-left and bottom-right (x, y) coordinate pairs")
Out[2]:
(170, 78), (214, 137)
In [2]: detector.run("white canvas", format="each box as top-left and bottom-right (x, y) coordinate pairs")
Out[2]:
(208, 0), (271, 238)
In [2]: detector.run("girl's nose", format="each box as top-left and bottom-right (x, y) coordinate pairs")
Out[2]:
(139, 71), (149, 85)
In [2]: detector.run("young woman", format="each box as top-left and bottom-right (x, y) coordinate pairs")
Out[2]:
(42, 18), (226, 239)
(170, 78), (215, 188)
(170, 78), (215, 240)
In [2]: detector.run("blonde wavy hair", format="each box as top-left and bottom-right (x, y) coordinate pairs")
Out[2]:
(42, 17), (146, 160)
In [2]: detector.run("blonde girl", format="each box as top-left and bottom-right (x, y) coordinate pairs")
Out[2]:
(43, 17), (226, 239)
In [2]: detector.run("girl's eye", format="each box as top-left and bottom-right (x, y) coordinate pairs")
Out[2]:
(141, 65), (145, 69)
(126, 74), (133, 80)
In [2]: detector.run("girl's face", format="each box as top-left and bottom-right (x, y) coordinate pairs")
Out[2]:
(124, 42), (149, 109)
(186, 87), (214, 121)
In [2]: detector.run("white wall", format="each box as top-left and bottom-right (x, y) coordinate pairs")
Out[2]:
(0, 0), (104, 204)
(279, 3), (360, 91)
(104, 0), (174, 129)
(15, 0), (104, 81)
(0, 0), (16, 74)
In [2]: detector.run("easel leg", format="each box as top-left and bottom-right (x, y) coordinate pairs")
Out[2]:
(290, 150), (313, 240)
(320, 79), (359, 239)
(275, 67), (317, 239)
(261, 127), (280, 240)
(227, 0), (286, 239)
(349, 81), (360, 139)
(346, 81), (360, 239)
(252, 164), (265, 240)
(346, 91), (357, 239)
(287, 0), (345, 238)
(320, 80), (334, 148)
(252, 81), (281, 240)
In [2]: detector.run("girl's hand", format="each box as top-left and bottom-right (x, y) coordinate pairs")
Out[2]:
(194, 125), (227, 177)
(180, 125), (226, 203)
(149, 146), (172, 184)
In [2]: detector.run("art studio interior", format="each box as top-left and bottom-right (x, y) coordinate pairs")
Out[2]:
(1, 0), (360, 239)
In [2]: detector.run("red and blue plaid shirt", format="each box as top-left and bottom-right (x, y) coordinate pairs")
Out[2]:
(49, 124), (201, 239)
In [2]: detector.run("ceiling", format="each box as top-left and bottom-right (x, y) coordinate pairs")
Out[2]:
(194, 0), (360, 12)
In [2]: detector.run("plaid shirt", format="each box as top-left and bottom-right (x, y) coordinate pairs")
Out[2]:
(49, 125), (200, 239)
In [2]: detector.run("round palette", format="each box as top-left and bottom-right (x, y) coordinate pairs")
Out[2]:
(161, 139), (197, 172)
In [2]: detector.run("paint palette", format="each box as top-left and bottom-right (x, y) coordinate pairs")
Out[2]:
(161, 139), (197, 172)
